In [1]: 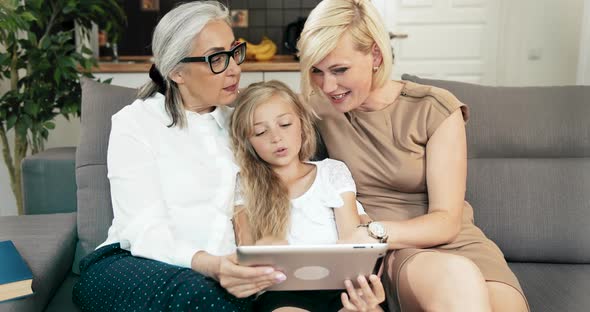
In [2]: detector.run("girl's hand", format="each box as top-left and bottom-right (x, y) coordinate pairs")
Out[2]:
(340, 274), (385, 312)
(193, 252), (286, 298)
(255, 235), (289, 246)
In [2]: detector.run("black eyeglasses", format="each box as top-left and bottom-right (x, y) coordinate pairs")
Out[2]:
(179, 41), (247, 74)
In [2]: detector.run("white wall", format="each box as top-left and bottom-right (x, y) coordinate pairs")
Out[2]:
(577, 0), (590, 85)
(0, 73), (17, 216)
(0, 39), (16, 215)
(496, 0), (585, 86)
(379, 0), (584, 86)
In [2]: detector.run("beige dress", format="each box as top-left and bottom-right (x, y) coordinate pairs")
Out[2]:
(313, 81), (528, 311)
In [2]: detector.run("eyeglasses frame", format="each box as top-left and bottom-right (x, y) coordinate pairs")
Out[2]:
(179, 41), (247, 74)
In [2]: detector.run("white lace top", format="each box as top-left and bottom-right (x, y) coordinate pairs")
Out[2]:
(235, 158), (365, 244)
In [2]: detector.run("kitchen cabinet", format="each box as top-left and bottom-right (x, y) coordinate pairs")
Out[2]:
(264, 72), (301, 93)
(92, 55), (301, 90)
(240, 72), (301, 92)
(239, 72), (264, 89)
(96, 71), (301, 92)
(93, 73), (150, 89)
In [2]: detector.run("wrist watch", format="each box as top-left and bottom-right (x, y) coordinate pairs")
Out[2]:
(358, 221), (388, 243)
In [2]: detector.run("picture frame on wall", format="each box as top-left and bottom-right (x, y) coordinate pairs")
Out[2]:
(141, 0), (160, 11)
(231, 9), (248, 28)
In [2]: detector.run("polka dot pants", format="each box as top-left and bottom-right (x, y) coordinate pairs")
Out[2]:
(73, 243), (253, 312)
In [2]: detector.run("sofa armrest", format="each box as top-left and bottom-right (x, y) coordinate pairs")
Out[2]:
(21, 147), (77, 215)
(0, 213), (77, 312)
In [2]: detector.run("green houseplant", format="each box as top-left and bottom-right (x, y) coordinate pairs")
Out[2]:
(0, 0), (125, 214)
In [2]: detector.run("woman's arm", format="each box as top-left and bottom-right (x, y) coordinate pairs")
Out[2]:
(334, 192), (362, 241)
(360, 213), (373, 225)
(233, 205), (255, 246)
(380, 110), (467, 249)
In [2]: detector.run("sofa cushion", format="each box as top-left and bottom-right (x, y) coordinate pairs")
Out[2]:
(469, 158), (590, 263)
(509, 262), (590, 312)
(402, 74), (590, 263)
(21, 147), (77, 215)
(402, 74), (590, 158)
(0, 213), (77, 312)
(44, 272), (80, 312)
(74, 78), (137, 273)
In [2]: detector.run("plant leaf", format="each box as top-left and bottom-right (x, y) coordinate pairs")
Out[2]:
(6, 115), (17, 130)
(44, 121), (55, 129)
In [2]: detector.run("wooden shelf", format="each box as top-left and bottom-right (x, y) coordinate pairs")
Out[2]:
(92, 55), (300, 73)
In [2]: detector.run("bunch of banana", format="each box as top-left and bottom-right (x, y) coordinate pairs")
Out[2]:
(239, 36), (277, 61)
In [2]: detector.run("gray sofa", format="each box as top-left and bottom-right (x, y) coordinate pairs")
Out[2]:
(1, 75), (589, 311)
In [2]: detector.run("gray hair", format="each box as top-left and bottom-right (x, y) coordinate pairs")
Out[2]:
(138, 1), (231, 128)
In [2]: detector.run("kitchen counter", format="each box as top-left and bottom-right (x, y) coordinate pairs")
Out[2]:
(93, 55), (300, 73)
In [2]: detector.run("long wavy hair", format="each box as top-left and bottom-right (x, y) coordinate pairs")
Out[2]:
(230, 80), (318, 241)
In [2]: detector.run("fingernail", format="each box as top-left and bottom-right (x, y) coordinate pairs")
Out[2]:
(263, 268), (274, 274)
(275, 273), (286, 282)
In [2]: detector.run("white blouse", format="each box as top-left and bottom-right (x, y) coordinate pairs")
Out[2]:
(100, 93), (239, 268)
(235, 159), (363, 245)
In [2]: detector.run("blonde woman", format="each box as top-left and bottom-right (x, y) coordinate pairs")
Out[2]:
(230, 80), (385, 312)
(297, 0), (529, 311)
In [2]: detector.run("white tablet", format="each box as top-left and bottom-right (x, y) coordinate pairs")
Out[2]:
(237, 243), (388, 291)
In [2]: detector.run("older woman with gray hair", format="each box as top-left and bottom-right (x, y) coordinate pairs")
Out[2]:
(72, 2), (284, 311)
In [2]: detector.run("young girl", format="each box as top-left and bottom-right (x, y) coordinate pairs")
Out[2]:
(230, 80), (384, 312)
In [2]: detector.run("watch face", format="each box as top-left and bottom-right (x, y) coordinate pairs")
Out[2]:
(369, 222), (386, 238)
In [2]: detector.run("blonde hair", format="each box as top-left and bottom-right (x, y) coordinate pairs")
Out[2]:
(297, 0), (393, 101)
(230, 80), (318, 241)
(137, 1), (230, 128)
